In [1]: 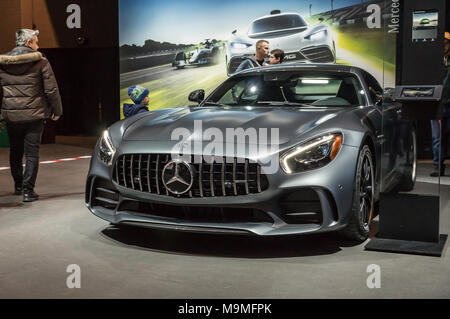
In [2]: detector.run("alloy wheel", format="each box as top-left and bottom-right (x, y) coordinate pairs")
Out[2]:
(359, 152), (374, 232)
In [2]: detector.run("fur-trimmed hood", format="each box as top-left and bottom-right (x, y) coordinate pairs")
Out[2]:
(0, 46), (43, 75)
(0, 51), (42, 65)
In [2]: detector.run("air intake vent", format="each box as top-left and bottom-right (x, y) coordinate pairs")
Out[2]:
(119, 201), (274, 224)
(279, 189), (323, 224)
(92, 178), (119, 210)
(300, 46), (335, 63)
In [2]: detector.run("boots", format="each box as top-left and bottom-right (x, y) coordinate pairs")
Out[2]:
(430, 164), (446, 177)
(14, 184), (23, 195)
(23, 189), (39, 202)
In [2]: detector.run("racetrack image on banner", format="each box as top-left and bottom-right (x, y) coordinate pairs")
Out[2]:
(119, 0), (396, 117)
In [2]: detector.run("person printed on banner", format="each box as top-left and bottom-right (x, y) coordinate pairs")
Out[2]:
(234, 40), (270, 73)
(268, 49), (285, 65)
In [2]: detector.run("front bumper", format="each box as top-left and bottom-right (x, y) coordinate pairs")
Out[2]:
(86, 144), (359, 236)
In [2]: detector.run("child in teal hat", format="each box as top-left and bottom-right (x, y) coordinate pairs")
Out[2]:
(123, 85), (150, 118)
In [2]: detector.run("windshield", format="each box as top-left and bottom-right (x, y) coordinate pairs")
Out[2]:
(205, 72), (366, 107)
(249, 14), (307, 34)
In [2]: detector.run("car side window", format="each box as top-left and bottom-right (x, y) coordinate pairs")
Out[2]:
(363, 72), (383, 105)
(218, 88), (238, 104)
(218, 80), (247, 104)
(218, 78), (262, 105)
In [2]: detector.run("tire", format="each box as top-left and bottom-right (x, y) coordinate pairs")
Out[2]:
(396, 129), (417, 191)
(339, 145), (375, 241)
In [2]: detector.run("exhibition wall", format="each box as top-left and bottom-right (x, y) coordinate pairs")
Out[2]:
(40, 0), (120, 137)
(0, 0), (120, 138)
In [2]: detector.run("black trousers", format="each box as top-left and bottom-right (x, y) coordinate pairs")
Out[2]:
(6, 120), (45, 190)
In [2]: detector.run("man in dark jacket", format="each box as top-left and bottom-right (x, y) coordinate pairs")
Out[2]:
(123, 85), (150, 118)
(234, 40), (269, 73)
(0, 29), (63, 202)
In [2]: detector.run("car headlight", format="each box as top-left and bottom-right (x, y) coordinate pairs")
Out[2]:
(98, 130), (116, 166)
(305, 30), (327, 41)
(230, 42), (252, 49)
(280, 133), (342, 174)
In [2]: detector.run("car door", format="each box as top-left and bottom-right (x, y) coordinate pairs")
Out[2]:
(358, 71), (400, 192)
(363, 71), (410, 192)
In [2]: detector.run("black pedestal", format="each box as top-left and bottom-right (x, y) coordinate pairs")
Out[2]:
(365, 234), (447, 257)
(365, 194), (448, 257)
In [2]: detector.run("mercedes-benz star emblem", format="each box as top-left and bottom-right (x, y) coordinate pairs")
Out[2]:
(162, 160), (194, 195)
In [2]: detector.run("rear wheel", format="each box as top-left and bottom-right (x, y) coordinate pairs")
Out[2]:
(340, 145), (375, 241)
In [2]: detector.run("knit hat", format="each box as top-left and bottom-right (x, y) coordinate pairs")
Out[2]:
(128, 85), (149, 104)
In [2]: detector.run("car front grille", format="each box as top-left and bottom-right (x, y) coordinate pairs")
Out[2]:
(112, 154), (269, 198)
(300, 46), (335, 63)
(283, 51), (307, 62)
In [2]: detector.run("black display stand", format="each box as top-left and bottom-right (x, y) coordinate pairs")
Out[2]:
(365, 194), (448, 257)
(365, 0), (448, 257)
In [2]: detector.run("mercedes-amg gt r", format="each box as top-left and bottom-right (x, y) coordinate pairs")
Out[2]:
(86, 64), (416, 241)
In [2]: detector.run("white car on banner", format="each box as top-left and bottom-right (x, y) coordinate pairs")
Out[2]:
(226, 10), (336, 74)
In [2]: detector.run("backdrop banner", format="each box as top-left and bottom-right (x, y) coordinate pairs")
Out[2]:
(119, 0), (396, 117)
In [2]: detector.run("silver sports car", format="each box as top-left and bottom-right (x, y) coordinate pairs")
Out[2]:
(86, 64), (416, 241)
(226, 11), (336, 74)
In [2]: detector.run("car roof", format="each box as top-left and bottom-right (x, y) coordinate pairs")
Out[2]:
(252, 12), (303, 22)
(230, 63), (364, 77)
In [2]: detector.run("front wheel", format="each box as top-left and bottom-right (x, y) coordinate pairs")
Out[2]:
(339, 145), (375, 241)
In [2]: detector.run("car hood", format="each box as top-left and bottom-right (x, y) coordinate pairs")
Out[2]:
(123, 106), (355, 145)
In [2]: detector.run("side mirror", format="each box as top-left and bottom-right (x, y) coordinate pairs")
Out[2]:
(188, 89), (205, 103)
(232, 29), (237, 35)
(383, 87), (395, 103)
